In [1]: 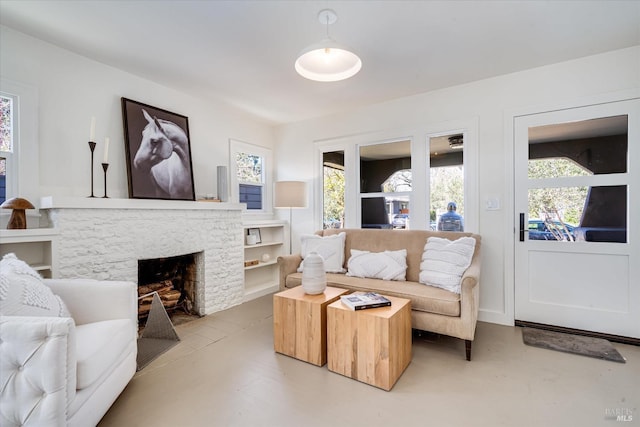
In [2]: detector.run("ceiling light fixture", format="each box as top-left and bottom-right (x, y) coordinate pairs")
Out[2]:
(295, 9), (362, 82)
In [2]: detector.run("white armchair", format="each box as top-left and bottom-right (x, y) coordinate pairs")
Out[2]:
(1, 278), (138, 427)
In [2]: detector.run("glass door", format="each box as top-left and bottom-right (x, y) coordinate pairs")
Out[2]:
(514, 99), (640, 338)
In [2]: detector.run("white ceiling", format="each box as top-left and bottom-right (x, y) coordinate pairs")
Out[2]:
(1, 1), (638, 125)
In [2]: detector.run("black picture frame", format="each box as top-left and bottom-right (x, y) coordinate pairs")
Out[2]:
(121, 97), (196, 201)
(248, 228), (262, 244)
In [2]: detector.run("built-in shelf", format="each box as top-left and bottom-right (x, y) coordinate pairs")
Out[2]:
(243, 220), (287, 301)
(244, 241), (284, 250)
(0, 228), (59, 278)
(244, 259), (278, 271)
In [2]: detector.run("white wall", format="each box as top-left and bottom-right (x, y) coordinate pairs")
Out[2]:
(3, 23), (638, 326)
(274, 46), (640, 325)
(0, 25), (275, 202)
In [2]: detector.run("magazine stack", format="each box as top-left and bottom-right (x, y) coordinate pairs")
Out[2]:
(340, 292), (392, 310)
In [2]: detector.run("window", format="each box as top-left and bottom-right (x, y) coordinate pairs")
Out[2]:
(229, 139), (272, 212)
(316, 119), (478, 232)
(237, 152), (263, 209)
(429, 133), (465, 232)
(0, 93), (16, 204)
(359, 140), (411, 229)
(323, 151), (345, 229)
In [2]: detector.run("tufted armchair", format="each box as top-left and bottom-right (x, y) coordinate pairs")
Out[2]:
(1, 278), (138, 427)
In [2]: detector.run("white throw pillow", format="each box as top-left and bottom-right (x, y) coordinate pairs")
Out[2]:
(347, 249), (407, 281)
(0, 253), (70, 317)
(298, 232), (346, 273)
(419, 236), (476, 294)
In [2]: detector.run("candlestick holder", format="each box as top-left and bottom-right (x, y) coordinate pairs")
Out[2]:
(88, 141), (96, 197)
(101, 163), (110, 198)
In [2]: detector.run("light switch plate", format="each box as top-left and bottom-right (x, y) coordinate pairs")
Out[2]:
(485, 196), (501, 211)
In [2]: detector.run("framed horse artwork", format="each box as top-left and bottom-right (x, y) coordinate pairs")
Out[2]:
(121, 98), (196, 201)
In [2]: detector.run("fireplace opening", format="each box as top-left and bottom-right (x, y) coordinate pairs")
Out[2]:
(137, 252), (203, 328)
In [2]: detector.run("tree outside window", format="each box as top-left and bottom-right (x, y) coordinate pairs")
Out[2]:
(236, 152), (263, 210)
(528, 158), (590, 225)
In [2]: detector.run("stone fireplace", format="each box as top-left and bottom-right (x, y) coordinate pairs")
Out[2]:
(40, 197), (245, 315)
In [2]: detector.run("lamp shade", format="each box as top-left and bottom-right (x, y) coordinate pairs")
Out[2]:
(295, 38), (362, 82)
(274, 181), (307, 208)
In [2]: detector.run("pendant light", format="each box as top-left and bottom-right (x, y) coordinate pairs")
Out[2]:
(295, 9), (362, 82)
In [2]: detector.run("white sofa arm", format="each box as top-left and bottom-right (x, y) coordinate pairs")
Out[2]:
(0, 316), (76, 427)
(45, 279), (137, 326)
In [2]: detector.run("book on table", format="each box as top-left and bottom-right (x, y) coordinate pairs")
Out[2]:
(340, 292), (392, 310)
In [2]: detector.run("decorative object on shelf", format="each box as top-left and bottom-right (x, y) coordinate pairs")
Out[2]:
(301, 252), (327, 295)
(274, 181), (307, 254)
(246, 234), (257, 245)
(261, 253), (271, 263)
(217, 165), (228, 202)
(101, 163), (110, 198)
(88, 141), (97, 197)
(122, 97), (195, 201)
(1, 197), (35, 229)
(295, 8), (362, 82)
(247, 228), (261, 244)
(244, 259), (259, 267)
(88, 116), (97, 197)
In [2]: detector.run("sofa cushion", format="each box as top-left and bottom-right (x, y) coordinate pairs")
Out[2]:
(346, 249), (407, 281)
(419, 236), (476, 294)
(298, 232), (346, 273)
(285, 273), (461, 317)
(0, 253), (70, 317)
(75, 319), (132, 390)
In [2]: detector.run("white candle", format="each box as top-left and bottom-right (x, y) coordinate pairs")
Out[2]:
(103, 137), (110, 163)
(90, 116), (96, 141)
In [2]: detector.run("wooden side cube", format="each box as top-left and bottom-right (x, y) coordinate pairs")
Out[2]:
(273, 286), (349, 366)
(327, 295), (412, 391)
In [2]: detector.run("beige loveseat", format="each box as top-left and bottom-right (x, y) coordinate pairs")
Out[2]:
(277, 228), (481, 360)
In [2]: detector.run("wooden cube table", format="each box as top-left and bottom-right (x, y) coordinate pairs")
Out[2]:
(273, 286), (349, 366)
(327, 295), (412, 391)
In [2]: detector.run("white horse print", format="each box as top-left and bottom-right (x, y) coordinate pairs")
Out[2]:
(133, 109), (194, 199)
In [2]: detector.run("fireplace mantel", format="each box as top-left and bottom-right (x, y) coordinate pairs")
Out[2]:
(40, 196), (245, 211)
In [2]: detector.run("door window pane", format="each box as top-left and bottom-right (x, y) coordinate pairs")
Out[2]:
(528, 115), (628, 243)
(528, 115), (627, 178)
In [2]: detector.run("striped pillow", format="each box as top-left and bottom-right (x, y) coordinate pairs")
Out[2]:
(419, 236), (476, 293)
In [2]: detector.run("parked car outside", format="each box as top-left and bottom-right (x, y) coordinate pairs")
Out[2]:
(392, 214), (409, 229)
(528, 219), (575, 241)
